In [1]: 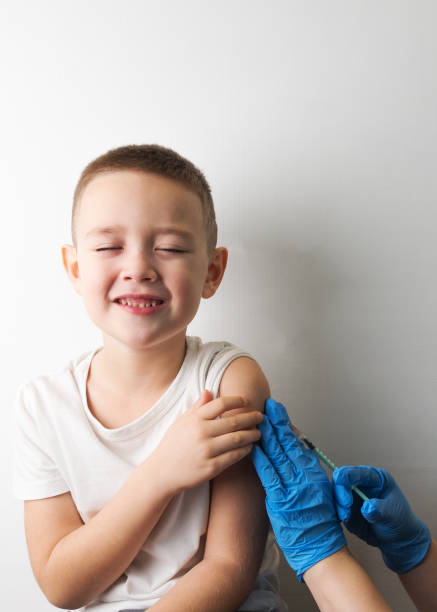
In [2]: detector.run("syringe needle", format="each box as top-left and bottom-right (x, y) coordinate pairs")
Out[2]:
(291, 424), (369, 502)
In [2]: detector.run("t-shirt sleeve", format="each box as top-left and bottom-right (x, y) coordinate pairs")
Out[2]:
(204, 342), (255, 398)
(12, 383), (70, 500)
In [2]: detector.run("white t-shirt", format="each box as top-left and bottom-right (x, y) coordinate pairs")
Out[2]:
(13, 336), (287, 612)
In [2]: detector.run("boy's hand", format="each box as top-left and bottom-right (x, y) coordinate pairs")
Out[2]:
(150, 390), (263, 495)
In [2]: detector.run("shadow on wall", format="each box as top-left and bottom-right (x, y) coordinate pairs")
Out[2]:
(213, 238), (332, 435)
(217, 236), (415, 463)
(212, 238), (426, 612)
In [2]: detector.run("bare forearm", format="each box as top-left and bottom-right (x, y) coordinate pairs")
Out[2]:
(152, 454), (269, 612)
(149, 557), (254, 612)
(399, 539), (437, 611)
(304, 547), (393, 612)
(43, 456), (174, 609)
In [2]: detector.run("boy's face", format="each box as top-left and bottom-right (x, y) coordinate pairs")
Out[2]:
(62, 170), (227, 352)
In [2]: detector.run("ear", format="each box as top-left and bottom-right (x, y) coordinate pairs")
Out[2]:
(202, 247), (228, 299)
(61, 244), (82, 296)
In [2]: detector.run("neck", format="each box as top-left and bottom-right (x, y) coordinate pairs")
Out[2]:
(92, 332), (188, 397)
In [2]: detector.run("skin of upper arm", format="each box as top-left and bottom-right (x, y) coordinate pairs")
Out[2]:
(203, 356), (270, 589)
(24, 492), (84, 602)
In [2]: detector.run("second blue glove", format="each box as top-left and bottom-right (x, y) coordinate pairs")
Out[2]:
(333, 465), (431, 573)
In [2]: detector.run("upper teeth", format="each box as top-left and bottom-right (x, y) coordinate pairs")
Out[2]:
(119, 299), (161, 307)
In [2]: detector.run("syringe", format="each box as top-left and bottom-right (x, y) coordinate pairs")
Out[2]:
(291, 425), (369, 502)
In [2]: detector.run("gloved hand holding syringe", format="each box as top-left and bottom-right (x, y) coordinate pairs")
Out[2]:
(288, 422), (369, 501)
(252, 398), (432, 581)
(252, 398), (434, 609)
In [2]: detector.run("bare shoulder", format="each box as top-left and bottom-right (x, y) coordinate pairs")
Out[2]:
(218, 356), (270, 412)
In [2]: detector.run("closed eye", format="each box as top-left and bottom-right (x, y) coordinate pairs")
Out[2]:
(156, 248), (187, 253)
(95, 247), (188, 253)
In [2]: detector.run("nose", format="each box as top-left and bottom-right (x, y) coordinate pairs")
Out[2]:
(121, 249), (159, 282)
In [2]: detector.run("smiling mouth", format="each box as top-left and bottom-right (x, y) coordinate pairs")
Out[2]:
(115, 298), (164, 308)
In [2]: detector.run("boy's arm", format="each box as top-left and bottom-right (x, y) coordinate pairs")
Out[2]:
(25, 393), (260, 610)
(150, 357), (270, 612)
(26, 459), (176, 609)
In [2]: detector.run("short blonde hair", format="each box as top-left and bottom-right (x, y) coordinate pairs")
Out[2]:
(71, 144), (218, 255)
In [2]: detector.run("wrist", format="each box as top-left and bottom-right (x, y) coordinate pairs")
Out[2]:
(279, 521), (347, 583)
(140, 454), (181, 500)
(296, 528), (347, 582)
(304, 546), (350, 581)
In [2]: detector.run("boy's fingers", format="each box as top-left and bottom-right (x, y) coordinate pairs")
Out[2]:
(207, 410), (263, 436)
(186, 390), (214, 413)
(209, 428), (261, 457)
(192, 390), (213, 407)
(198, 395), (250, 420)
(210, 444), (254, 474)
(220, 406), (252, 417)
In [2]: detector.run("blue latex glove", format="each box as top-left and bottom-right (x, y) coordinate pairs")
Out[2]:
(252, 399), (346, 582)
(333, 465), (431, 573)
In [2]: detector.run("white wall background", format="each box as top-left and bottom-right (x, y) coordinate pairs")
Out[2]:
(2, 1), (436, 609)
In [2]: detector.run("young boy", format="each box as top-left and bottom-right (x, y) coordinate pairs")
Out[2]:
(13, 145), (287, 611)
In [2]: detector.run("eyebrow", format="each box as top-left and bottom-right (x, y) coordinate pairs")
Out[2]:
(85, 225), (195, 240)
